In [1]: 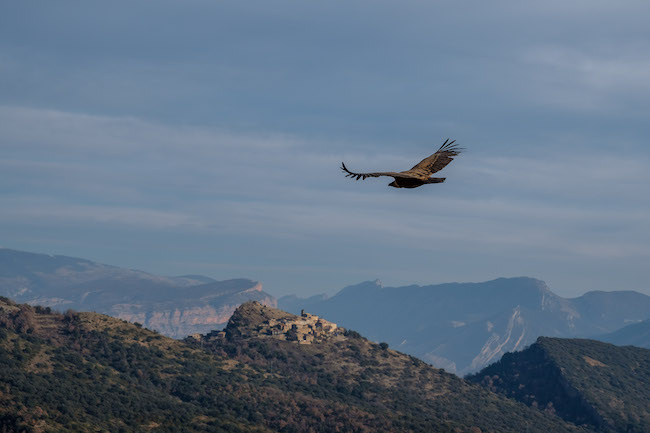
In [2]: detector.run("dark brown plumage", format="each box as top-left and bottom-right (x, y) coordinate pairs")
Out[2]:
(341, 139), (463, 188)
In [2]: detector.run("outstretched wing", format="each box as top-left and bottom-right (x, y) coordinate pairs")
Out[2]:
(407, 139), (463, 177)
(340, 162), (418, 181)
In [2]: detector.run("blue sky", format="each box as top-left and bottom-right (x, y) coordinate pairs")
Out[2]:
(1, 1), (649, 297)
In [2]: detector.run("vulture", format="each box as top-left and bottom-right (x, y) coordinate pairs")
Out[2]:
(341, 139), (463, 188)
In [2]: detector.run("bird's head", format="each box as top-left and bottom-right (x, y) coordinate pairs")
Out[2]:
(388, 180), (400, 188)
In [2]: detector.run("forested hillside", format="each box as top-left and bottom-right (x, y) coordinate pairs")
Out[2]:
(468, 337), (650, 433)
(0, 298), (589, 433)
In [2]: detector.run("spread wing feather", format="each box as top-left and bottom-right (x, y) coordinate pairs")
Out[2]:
(340, 162), (418, 181)
(406, 139), (463, 177)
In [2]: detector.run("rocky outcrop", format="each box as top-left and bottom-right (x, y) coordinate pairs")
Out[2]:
(206, 302), (341, 344)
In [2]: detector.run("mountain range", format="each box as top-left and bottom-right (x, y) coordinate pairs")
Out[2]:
(280, 278), (650, 374)
(0, 248), (275, 338)
(3, 248), (650, 376)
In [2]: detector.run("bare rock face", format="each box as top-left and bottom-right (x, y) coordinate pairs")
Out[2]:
(111, 293), (277, 338)
(0, 248), (277, 338)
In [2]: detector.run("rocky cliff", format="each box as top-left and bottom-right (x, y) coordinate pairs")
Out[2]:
(109, 281), (276, 338)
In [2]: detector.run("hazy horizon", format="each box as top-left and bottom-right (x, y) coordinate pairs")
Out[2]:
(2, 1), (649, 298)
(0, 246), (645, 301)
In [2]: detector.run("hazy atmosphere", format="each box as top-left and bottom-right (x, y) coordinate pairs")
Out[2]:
(2, 0), (649, 297)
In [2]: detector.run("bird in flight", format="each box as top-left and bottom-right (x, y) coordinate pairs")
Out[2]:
(341, 139), (463, 189)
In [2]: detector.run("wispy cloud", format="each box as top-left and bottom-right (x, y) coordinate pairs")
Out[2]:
(522, 46), (650, 112)
(2, 0), (650, 296)
(0, 199), (198, 229)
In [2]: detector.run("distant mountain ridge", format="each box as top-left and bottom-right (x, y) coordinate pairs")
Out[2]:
(0, 248), (276, 337)
(279, 277), (650, 374)
(598, 318), (650, 348)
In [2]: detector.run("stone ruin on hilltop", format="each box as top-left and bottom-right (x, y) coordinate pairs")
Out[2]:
(197, 308), (343, 345)
(265, 309), (341, 344)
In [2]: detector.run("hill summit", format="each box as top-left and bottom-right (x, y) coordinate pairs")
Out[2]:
(219, 301), (341, 344)
(468, 337), (650, 432)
